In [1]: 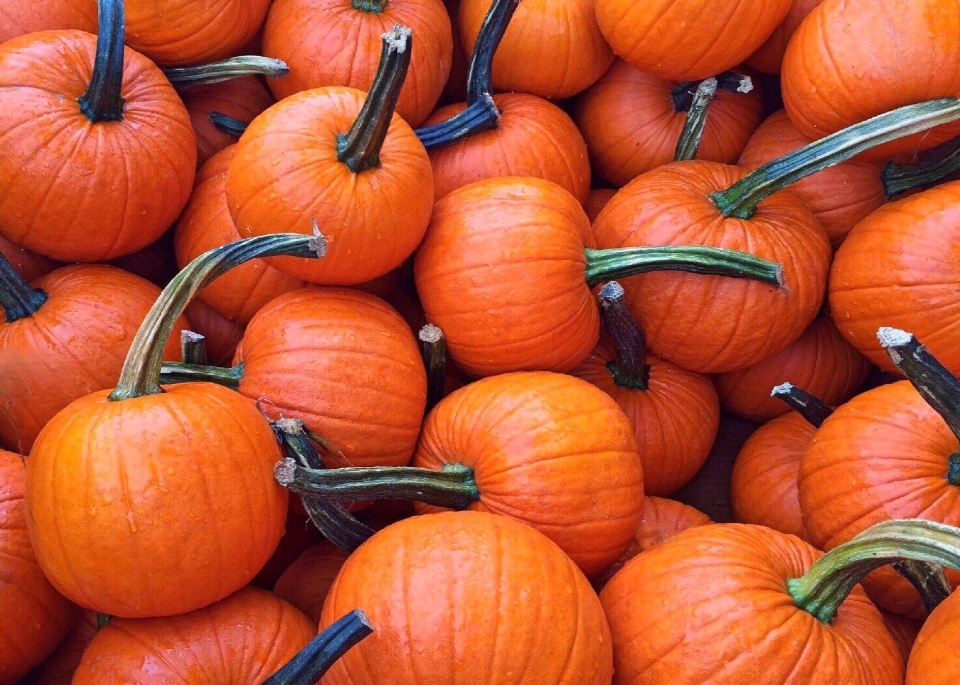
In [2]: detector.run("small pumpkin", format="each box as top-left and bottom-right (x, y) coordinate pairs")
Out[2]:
(907, 586), (960, 683)
(273, 541), (351, 624)
(745, 0), (822, 75)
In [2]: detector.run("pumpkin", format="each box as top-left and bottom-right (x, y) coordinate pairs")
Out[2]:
(20, 610), (98, 685)
(319, 510), (614, 685)
(907, 586), (960, 684)
(745, 0), (822, 75)
(0, 0), (196, 262)
(584, 188), (617, 224)
(0, 449), (77, 685)
(251, 504), (323, 589)
(183, 298), (246, 366)
(0, 236), (60, 283)
(881, 608), (921, 666)
(0, 0), (96, 43)
(105, 230), (180, 289)
(273, 541), (351, 624)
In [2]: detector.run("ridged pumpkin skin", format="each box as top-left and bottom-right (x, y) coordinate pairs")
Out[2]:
(730, 411), (815, 543)
(423, 93), (591, 203)
(458, 0), (613, 99)
(0, 450), (77, 685)
(881, 609), (921, 666)
(571, 338), (720, 496)
(174, 147), (303, 325)
(829, 181), (960, 377)
(412, 372), (644, 576)
(781, 0), (960, 160)
(906, 589), (960, 684)
(0, 31), (196, 262)
(594, 0), (792, 81)
(273, 542), (350, 624)
(25, 384), (288, 618)
(591, 161), (831, 374)
(601, 523), (902, 685)
(0, 236), (60, 283)
(72, 587), (315, 683)
(262, 0), (452, 127)
(0, 265), (187, 455)
(227, 88), (434, 285)
(235, 287), (427, 468)
(799, 381), (960, 618)
(123, 0), (272, 67)
(714, 316), (872, 423)
(0, 1), (96, 44)
(414, 177), (599, 377)
(737, 110), (885, 247)
(21, 610), (98, 685)
(319, 510), (614, 685)
(745, 0), (823, 75)
(574, 60), (765, 188)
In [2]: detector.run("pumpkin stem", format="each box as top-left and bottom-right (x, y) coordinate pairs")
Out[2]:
(337, 26), (412, 174)
(96, 613), (112, 629)
(109, 233), (326, 402)
(414, 93), (500, 151)
(711, 97), (960, 219)
(670, 71), (753, 112)
(209, 111), (250, 138)
(891, 560), (953, 615)
(583, 245), (783, 290)
(158, 361), (244, 391)
(163, 56), (289, 88)
(882, 136), (960, 198)
(419, 324), (446, 413)
(272, 419), (375, 553)
(598, 281), (648, 390)
(180, 331), (207, 366)
(786, 519), (960, 624)
(0, 250), (48, 322)
(351, 0), (387, 12)
(78, 0), (125, 122)
(262, 609), (373, 685)
(949, 453), (960, 487)
(770, 382), (833, 428)
(674, 77), (718, 162)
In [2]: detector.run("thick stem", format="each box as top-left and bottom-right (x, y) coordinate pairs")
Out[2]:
(180, 331), (207, 366)
(414, 94), (500, 151)
(351, 0), (387, 12)
(159, 361), (244, 391)
(883, 136), (960, 197)
(671, 71), (753, 112)
(770, 382), (833, 428)
(712, 98), (960, 219)
(787, 519), (960, 624)
(419, 324), (446, 413)
(598, 281), (648, 390)
(262, 609), (373, 685)
(464, 0), (520, 105)
(674, 78), (718, 162)
(163, 57), (289, 88)
(892, 560), (952, 615)
(272, 419), (375, 553)
(109, 233), (326, 402)
(209, 112), (249, 138)
(584, 245), (783, 290)
(275, 458), (480, 510)
(336, 26), (412, 173)
(78, 0), (125, 122)
(0, 251), (48, 322)
(96, 613), (112, 629)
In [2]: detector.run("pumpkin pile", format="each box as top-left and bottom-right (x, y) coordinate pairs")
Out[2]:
(4, 0), (960, 683)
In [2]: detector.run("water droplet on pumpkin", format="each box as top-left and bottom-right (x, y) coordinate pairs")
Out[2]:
(102, 493), (113, 504)
(89, 507), (98, 517)
(127, 511), (138, 533)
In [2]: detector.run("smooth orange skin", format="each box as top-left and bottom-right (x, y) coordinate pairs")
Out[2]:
(829, 181), (960, 377)
(458, 0), (613, 99)
(175, 147), (303, 325)
(273, 541), (350, 624)
(412, 372), (644, 576)
(0, 32), (196, 262)
(907, 589), (960, 683)
(601, 523), (902, 685)
(592, 161), (832, 374)
(262, 0), (452, 127)
(571, 338), (720, 496)
(235, 287), (427, 468)
(781, 0), (960, 161)
(21, 610), (97, 685)
(594, 0), (791, 81)
(731, 411), (815, 543)
(799, 381), (960, 618)
(424, 93), (591, 203)
(0, 265), (187, 455)
(714, 316), (872, 423)
(227, 87), (434, 285)
(745, 0), (823, 74)
(414, 177), (600, 377)
(738, 110), (885, 248)
(25, 384), (288, 618)
(574, 60), (765, 188)
(123, 0), (272, 67)
(0, 235), (60, 283)
(319, 510), (614, 685)
(72, 587), (314, 683)
(0, 450), (77, 685)
(181, 77), (275, 169)
(0, 1), (96, 43)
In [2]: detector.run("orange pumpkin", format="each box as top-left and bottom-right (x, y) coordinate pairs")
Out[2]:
(0, 1), (96, 43)
(745, 0), (822, 75)
(0, 236), (60, 283)
(20, 610), (98, 685)
(273, 542), (350, 624)
(907, 588), (960, 683)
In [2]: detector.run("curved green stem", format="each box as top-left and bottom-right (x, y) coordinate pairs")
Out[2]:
(414, 94), (500, 151)
(712, 98), (960, 219)
(770, 382), (833, 428)
(674, 77), (717, 162)
(584, 245), (783, 290)
(0, 251), (48, 322)
(419, 324), (446, 413)
(671, 71), (753, 112)
(351, 0), (387, 12)
(882, 136), (960, 197)
(598, 281), (648, 390)
(159, 361), (244, 391)
(163, 56), (289, 88)
(78, 0), (125, 122)
(109, 233), (326, 402)
(337, 26), (411, 173)
(262, 609), (373, 685)
(209, 112), (249, 138)
(787, 519), (960, 625)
